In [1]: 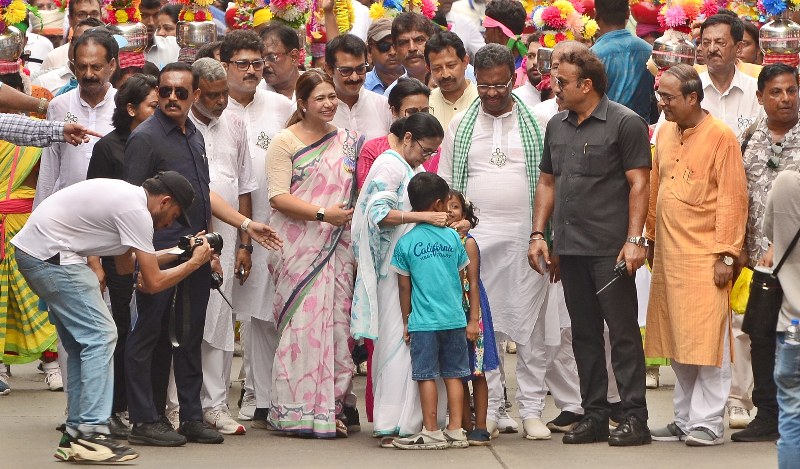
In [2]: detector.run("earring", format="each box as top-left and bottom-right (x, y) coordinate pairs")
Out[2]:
(129, 112), (135, 117)
(302, 108), (307, 113)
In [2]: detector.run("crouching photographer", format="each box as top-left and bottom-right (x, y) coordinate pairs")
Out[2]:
(10, 171), (214, 463)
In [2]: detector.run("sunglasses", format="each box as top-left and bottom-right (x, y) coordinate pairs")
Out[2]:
(769, 141), (783, 169)
(158, 86), (190, 100)
(374, 40), (394, 53)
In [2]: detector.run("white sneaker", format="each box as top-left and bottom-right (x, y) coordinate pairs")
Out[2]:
(392, 428), (449, 450)
(0, 371), (10, 396)
(522, 418), (551, 440)
(496, 405), (519, 433)
(505, 341), (517, 354)
(45, 368), (64, 392)
(685, 427), (724, 446)
(646, 366), (660, 389)
(728, 406), (751, 429)
(443, 428), (468, 448)
(167, 409), (180, 430)
(238, 393), (256, 421)
(204, 407), (246, 435)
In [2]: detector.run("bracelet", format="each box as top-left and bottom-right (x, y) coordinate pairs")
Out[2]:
(240, 217), (252, 231)
(400, 211), (404, 224)
(530, 231), (545, 239)
(528, 237), (546, 243)
(37, 97), (48, 115)
(238, 243), (253, 253)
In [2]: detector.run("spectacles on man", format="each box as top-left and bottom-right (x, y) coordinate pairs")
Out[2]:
(264, 53), (287, 63)
(654, 90), (682, 105)
(334, 64), (369, 77)
(73, 11), (101, 20)
(230, 59), (266, 71)
(476, 77), (513, 93)
(554, 77), (586, 90)
(404, 106), (433, 116)
(415, 140), (438, 159)
(158, 86), (190, 100)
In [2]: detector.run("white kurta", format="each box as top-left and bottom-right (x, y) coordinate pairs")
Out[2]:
(227, 89), (294, 322)
(439, 105), (548, 345)
(190, 110), (257, 350)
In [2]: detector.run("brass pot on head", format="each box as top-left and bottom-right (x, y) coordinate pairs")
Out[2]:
(652, 29), (697, 68)
(106, 22), (148, 53)
(0, 26), (25, 62)
(760, 11), (800, 56)
(176, 20), (217, 49)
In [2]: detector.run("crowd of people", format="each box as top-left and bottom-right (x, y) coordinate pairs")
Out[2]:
(0, 0), (799, 466)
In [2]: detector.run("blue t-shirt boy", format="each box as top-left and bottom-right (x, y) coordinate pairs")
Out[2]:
(391, 224), (469, 332)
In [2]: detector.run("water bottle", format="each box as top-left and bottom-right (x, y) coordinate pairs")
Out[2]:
(786, 319), (800, 345)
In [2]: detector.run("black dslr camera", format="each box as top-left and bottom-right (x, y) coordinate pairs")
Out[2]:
(177, 232), (224, 257)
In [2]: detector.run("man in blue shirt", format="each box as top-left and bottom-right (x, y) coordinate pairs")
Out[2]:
(591, 0), (654, 123)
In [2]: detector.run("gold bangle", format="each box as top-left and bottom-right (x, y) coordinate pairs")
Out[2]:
(37, 97), (48, 115)
(400, 211), (404, 224)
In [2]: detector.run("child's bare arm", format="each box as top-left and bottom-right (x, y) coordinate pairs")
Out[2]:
(464, 238), (481, 342)
(398, 274), (412, 344)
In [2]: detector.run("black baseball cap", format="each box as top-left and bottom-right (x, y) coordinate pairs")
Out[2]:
(152, 171), (195, 227)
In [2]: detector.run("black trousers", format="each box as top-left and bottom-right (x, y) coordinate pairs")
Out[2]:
(559, 255), (648, 423)
(102, 257), (134, 414)
(751, 332), (779, 424)
(125, 264), (211, 424)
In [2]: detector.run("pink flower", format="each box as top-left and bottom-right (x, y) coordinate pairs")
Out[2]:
(565, 11), (585, 34)
(541, 6), (566, 29)
(663, 6), (687, 28)
(700, 0), (719, 17)
(570, 0), (584, 14)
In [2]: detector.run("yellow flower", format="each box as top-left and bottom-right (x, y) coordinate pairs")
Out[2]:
(565, 30), (574, 40)
(4, 0), (28, 25)
(551, 0), (575, 17)
(543, 33), (556, 48)
(792, 0), (800, 6)
(115, 10), (129, 23)
(183, 10), (195, 21)
(194, 0), (214, 7)
(369, 2), (386, 19)
(335, 0), (353, 33)
(252, 7), (272, 27)
(582, 17), (598, 39)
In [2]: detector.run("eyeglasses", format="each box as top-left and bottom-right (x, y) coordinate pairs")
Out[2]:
(554, 77), (586, 90)
(158, 86), (190, 100)
(73, 10), (101, 20)
(415, 140), (438, 159)
(403, 106), (433, 116)
(655, 91), (682, 105)
(769, 141), (783, 169)
(264, 52), (287, 63)
(374, 40), (394, 53)
(229, 59), (266, 71)
(334, 64), (369, 77)
(476, 77), (513, 93)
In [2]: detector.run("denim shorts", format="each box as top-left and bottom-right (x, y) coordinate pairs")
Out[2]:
(409, 328), (470, 381)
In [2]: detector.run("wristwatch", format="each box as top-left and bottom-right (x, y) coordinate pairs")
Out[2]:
(238, 243), (253, 253)
(627, 236), (647, 247)
(720, 255), (734, 266)
(316, 207), (326, 221)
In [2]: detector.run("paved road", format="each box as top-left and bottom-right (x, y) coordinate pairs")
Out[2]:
(0, 357), (777, 468)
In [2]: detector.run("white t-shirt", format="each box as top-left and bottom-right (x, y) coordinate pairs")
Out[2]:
(13, 179), (155, 265)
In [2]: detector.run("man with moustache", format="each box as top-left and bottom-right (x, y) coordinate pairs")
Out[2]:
(123, 61), (282, 447)
(189, 58), (257, 437)
(425, 31), (478, 129)
(38, 0), (102, 73)
(364, 19), (404, 95)
(220, 30), (293, 422)
(259, 23), (302, 101)
(138, 0), (180, 68)
(33, 17), (104, 95)
(328, 34), (393, 141)
(513, 33), (543, 107)
(34, 29), (117, 208)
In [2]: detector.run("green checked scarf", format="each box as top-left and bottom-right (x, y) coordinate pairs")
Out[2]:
(451, 93), (544, 217)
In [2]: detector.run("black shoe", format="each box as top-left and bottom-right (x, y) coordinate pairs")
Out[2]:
(128, 421), (187, 447)
(108, 413), (130, 440)
(609, 415), (652, 447)
(731, 418), (780, 442)
(340, 406), (361, 433)
(179, 420), (224, 444)
(547, 411), (583, 433)
(251, 407), (278, 431)
(563, 416), (609, 444)
(73, 432), (139, 462)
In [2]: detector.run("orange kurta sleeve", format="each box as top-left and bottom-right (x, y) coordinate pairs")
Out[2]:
(646, 137), (661, 242)
(713, 136), (748, 256)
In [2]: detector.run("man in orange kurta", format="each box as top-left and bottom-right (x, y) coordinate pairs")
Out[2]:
(645, 64), (748, 447)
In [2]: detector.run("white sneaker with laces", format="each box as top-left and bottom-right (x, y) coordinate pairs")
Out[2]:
(45, 367), (64, 392)
(204, 407), (246, 435)
(238, 393), (256, 421)
(392, 428), (449, 450)
(522, 418), (551, 440)
(496, 405), (519, 433)
(728, 406), (751, 429)
(167, 409), (180, 430)
(646, 366), (660, 389)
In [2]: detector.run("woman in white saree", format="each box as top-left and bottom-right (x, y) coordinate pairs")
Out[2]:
(351, 113), (446, 446)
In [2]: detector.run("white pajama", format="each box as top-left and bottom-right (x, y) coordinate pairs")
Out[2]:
(727, 312), (754, 409)
(249, 316), (279, 409)
(201, 341), (233, 411)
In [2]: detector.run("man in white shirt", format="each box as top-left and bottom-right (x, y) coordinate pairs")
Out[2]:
(513, 34), (543, 108)
(425, 31), (479, 129)
(438, 0), (485, 59)
(39, 0), (102, 73)
(33, 18), (103, 94)
(327, 34), (393, 141)
(13, 172), (211, 464)
(189, 58), (257, 437)
(259, 23), (301, 101)
(34, 29), (117, 208)
(219, 30), (293, 422)
(139, 0), (180, 68)
(25, 30), (54, 76)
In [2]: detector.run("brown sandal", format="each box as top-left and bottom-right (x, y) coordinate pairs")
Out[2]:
(335, 419), (348, 438)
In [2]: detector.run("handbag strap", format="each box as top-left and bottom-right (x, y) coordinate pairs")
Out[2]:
(773, 224), (800, 275)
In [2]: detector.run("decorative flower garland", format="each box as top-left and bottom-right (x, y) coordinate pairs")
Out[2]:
(266, 0), (311, 30)
(53, 0), (66, 11)
(0, 0), (28, 34)
(226, 0), (258, 29)
(369, 0), (437, 21)
(657, 0), (718, 34)
(173, 0), (213, 22)
(759, 0), (800, 17)
(104, 0), (141, 24)
(334, 0), (354, 34)
(531, 0), (599, 47)
(728, 1), (762, 22)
